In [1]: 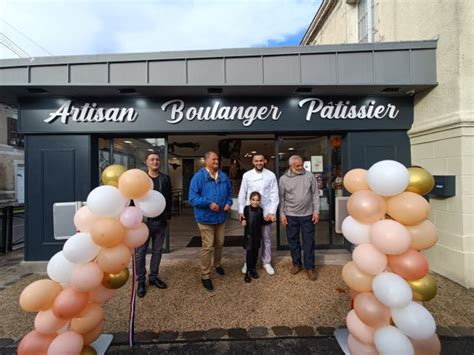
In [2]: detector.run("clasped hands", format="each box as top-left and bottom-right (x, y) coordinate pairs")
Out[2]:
(210, 202), (231, 212)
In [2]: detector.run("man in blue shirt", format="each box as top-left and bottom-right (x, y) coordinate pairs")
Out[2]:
(189, 151), (232, 292)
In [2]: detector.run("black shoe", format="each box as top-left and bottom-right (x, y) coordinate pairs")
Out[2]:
(215, 266), (225, 276)
(201, 279), (215, 292)
(244, 272), (251, 283)
(251, 270), (259, 279)
(149, 278), (167, 289)
(137, 282), (146, 298)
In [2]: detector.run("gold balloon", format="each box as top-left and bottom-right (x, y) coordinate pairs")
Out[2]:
(408, 274), (437, 302)
(80, 345), (98, 355)
(406, 167), (435, 195)
(101, 164), (127, 187)
(102, 267), (130, 289)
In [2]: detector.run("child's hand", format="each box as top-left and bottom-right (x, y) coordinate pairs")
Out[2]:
(241, 220), (247, 226)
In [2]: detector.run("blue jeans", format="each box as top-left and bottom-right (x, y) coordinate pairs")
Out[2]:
(286, 215), (315, 270)
(135, 219), (167, 283)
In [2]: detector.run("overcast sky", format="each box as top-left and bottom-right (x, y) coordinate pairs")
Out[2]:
(0, 0), (321, 59)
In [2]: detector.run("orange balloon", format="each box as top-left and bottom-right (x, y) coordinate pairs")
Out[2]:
(91, 217), (125, 247)
(97, 243), (131, 273)
(71, 303), (104, 334)
(74, 206), (100, 233)
(347, 334), (378, 355)
(386, 192), (430, 225)
(17, 330), (56, 355)
(343, 169), (369, 193)
(347, 190), (386, 224)
(122, 223), (149, 249)
(89, 284), (117, 304)
(19, 279), (63, 312)
(70, 262), (104, 292)
(35, 309), (68, 335)
(52, 288), (89, 320)
(118, 169), (152, 199)
(83, 322), (103, 345)
(342, 261), (374, 292)
(354, 292), (391, 328)
(406, 220), (439, 250)
(346, 309), (375, 344)
(387, 249), (429, 280)
(411, 334), (441, 355)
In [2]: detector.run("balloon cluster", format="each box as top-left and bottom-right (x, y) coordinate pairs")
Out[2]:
(341, 162), (440, 355)
(17, 165), (166, 355)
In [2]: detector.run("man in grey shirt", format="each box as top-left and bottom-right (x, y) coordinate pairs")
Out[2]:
(279, 155), (320, 280)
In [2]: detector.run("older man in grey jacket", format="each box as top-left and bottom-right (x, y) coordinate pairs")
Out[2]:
(279, 155), (320, 280)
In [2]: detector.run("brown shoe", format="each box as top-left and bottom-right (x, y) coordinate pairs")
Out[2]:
(290, 265), (302, 275)
(307, 269), (317, 281)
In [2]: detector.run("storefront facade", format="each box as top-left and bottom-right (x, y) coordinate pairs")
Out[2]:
(0, 41), (437, 260)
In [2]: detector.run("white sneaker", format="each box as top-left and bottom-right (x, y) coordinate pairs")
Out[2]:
(263, 263), (275, 275)
(242, 263), (247, 274)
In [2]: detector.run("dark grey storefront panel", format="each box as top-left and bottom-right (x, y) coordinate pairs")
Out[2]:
(19, 96), (414, 134)
(342, 131), (411, 172)
(25, 135), (92, 260)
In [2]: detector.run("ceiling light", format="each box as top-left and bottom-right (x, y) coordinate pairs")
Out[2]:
(251, 151), (257, 154)
(147, 148), (154, 152)
(270, 155), (275, 159)
(124, 140), (132, 144)
(288, 147), (294, 151)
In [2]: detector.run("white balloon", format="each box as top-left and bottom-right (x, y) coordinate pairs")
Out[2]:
(47, 251), (75, 285)
(134, 190), (166, 218)
(86, 185), (128, 217)
(341, 216), (371, 244)
(367, 160), (410, 197)
(372, 272), (412, 308)
(391, 302), (436, 340)
(374, 325), (414, 355)
(63, 232), (101, 263)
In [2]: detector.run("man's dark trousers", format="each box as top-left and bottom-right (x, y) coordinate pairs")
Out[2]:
(286, 215), (315, 270)
(135, 218), (167, 283)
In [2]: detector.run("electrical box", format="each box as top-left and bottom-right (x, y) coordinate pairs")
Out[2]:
(430, 175), (456, 198)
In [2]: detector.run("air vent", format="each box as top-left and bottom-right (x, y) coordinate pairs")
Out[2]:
(118, 88), (137, 94)
(207, 87), (223, 94)
(296, 87), (312, 93)
(381, 87), (400, 93)
(27, 87), (48, 94)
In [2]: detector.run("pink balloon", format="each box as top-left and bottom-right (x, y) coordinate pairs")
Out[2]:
(52, 288), (89, 320)
(122, 223), (149, 249)
(70, 262), (104, 292)
(35, 309), (68, 335)
(387, 249), (429, 280)
(89, 284), (117, 304)
(120, 207), (144, 228)
(346, 309), (376, 345)
(370, 219), (411, 255)
(353, 243), (388, 275)
(348, 334), (378, 355)
(347, 190), (386, 224)
(47, 330), (84, 355)
(73, 206), (99, 233)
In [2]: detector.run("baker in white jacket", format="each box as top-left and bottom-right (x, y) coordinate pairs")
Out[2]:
(238, 154), (279, 275)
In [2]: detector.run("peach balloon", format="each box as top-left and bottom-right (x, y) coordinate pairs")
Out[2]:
(342, 261), (374, 292)
(71, 303), (104, 334)
(349, 288), (360, 300)
(52, 288), (89, 319)
(70, 262), (104, 292)
(353, 243), (388, 275)
(97, 243), (131, 273)
(47, 330), (84, 355)
(118, 169), (152, 199)
(17, 330), (56, 355)
(123, 222), (149, 249)
(35, 309), (68, 335)
(83, 322), (103, 345)
(346, 309), (376, 344)
(370, 219), (412, 255)
(387, 249), (429, 280)
(343, 169), (370, 193)
(74, 206), (99, 233)
(19, 279), (63, 312)
(347, 190), (386, 224)
(411, 334), (441, 355)
(386, 192), (430, 226)
(90, 217), (125, 248)
(406, 220), (439, 250)
(347, 334), (378, 355)
(354, 292), (391, 328)
(89, 284), (117, 304)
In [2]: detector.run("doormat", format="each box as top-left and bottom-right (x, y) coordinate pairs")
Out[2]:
(186, 235), (243, 247)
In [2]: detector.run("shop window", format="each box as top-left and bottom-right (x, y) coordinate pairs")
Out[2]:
(7, 117), (24, 147)
(358, 0), (375, 43)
